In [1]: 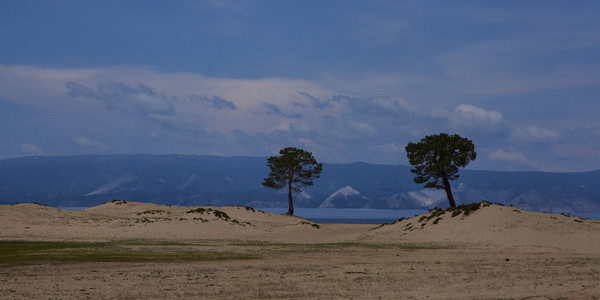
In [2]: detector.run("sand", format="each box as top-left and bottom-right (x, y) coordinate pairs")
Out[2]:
(1, 201), (599, 299)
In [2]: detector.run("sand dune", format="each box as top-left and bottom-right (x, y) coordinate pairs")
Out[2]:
(2, 201), (598, 251)
(0, 200), (372, 244)
(366, 202), (600, 253)
(1, 201), (599, 299)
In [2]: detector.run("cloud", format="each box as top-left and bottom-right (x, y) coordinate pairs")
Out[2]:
(1, 64), (598, 171)
(297, 93), (410, 121)
(189, 95), (237, 110)
(489, 149), (530, 164)
(261, 103), (303, 119)
(298, 92), (333, 109)
(21, 143), (44, 156)
(431, 104), (508, 137)
(320, 116), (379, 143)
(511, 126), (559, 144)
(331, 95), (410, 119)
(148, 114), (222, 138)
(74, 136), (110, 151)
(66, 81), (175, 117)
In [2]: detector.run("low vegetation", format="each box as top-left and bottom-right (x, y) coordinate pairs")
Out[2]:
(137, 210), (169, 215)
(0, 240), (257, 266)
(299, 221), (320, 229)
(0, 239), (452, 267)
(384, 201), (494, 230)
(185, 207), (249, 225)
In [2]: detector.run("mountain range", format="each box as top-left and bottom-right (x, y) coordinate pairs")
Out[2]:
(0, 154), (599, 213)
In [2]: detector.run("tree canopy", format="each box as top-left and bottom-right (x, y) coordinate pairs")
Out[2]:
(262, 147), (323, 215)
(405, 133), (476, 208)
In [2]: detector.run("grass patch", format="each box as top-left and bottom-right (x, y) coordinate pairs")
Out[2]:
(392, 217), (407, 224)
(451, 201), (490, 217)
(137, 209), (169, 215)
(299, 221), (320, 229)
(186, 207), (208, 214)
(432, 201), (491, 221)
(186, 207), (244, 224)
(0, 240), (257, 266)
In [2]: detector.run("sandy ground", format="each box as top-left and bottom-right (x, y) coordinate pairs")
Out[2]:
(1, 201), (600, 299)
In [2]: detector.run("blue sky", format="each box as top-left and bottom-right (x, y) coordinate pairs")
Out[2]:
(0, 1), (598, 172)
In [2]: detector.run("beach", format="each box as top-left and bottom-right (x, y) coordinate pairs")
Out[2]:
(1, 201), (599, 299)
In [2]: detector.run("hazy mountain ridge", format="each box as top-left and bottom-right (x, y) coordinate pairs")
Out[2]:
(0, 155), (599, 213)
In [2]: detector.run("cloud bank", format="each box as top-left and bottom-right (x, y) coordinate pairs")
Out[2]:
(0, 64), (598, 172)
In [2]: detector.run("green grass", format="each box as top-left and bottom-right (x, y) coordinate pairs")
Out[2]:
(0, 240), (257, 266)
(0, 240), (449, 266)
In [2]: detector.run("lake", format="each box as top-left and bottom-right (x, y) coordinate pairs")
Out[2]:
(258, 208), (427, 224)
(261, 209), (600, 224)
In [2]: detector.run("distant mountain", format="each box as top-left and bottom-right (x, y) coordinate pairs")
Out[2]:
(318, 186), (371, 208)
(0, 154), (599, 213)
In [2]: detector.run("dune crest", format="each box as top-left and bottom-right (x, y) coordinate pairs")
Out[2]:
(367, 202), (600, 252)
(1, 201), (599, 252)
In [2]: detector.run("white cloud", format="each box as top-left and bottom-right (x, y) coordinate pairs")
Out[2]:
(431, 104), (507, 137)
(66, 81), (175, 117)
(489, 149), (529, 164)
(74, 137), (110, 151)
(21, 144), (44, 156)
(454, 104), (503, 123)
(1, 64), (598, 171)
(511, 126), (559, 143)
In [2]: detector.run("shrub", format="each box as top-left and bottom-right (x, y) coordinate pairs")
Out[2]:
(186, 208), (207, 214)
(212, 210), (230, 221)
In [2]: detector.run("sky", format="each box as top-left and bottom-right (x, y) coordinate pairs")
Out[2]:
(0, 1), (599, 172)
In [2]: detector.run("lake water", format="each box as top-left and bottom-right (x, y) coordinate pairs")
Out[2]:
(258, 208), (427, 224)
(58, 206), (600, 224)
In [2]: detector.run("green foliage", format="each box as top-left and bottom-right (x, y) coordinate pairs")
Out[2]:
(186, 207), (240, 223)
(405, 133), (476, 189)
(262, 147), (323, 192)
(212, 210), (230, 221)
(451, 201), (490, 217)
(186, 208), (207, 214)
(392, 217), (407, 224)
(262, 147), (322, 214)
(405, 133), (476, 207)
(402, 201), (492, 230)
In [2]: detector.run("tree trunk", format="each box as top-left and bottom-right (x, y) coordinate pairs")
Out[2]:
(287, 171), (294, 215)
(442, 176), (456, 208)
